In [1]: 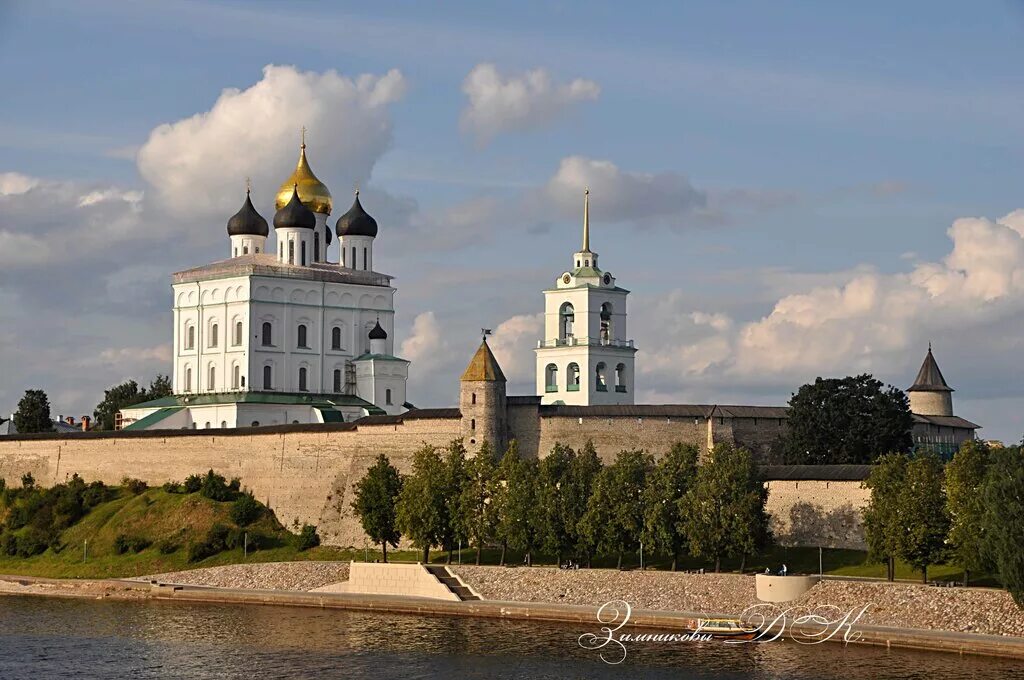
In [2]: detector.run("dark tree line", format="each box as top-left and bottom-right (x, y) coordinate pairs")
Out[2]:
(350, 439), (771, 571)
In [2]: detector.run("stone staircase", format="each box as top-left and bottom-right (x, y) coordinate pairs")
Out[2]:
(424, 565), (481, 601)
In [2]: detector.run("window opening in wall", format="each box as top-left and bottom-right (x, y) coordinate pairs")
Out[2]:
(301, 242), (306, 266)
(314, 233), (320, 262)
(297, 324), (308, 348)
(232, 365), (240, 389)
(209, 323), (218, 348)
(615, 363), (627, 392)
(185, 367), (192, 392)
(288, 240), (295, 264)
(351, 246), (356, 269)
(333, 369), (342, 392)
(243, 246), (249, 255)
(208, 366), (216, 390)
(298, 366), (308, 391)
(386, 388), (392, 405)
(241, 376), (245, 388)
(567, 363), (580, 391)
(545, 364), (558, 392)
(261, 322), (272, 346)
(263, 365), (272, 389)
(234, 321), (243, 346)
(363, 247), (367, 270)
(332, 326), (342, 350)
(471, 393), (477, 405)
(186, 325), (195, 350)
(471, 418), (476, 430)
(220, 421), (227, 428)
(559, 303), (574, 341)
(251, 421), (260, 427)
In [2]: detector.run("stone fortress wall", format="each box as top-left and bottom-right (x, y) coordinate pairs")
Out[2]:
(0, 408), (869, 550)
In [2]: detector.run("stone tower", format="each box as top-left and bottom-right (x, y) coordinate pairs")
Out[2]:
(460, 335), (507, 455)
(907, 345), (954, 417)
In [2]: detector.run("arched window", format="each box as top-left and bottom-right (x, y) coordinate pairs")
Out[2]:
(185, 367), (192, 392)
(314, 233), (320, 262)
(300, 241), (306, 266)
(471, 418), (476, 430)
(363, 247), (367, 270)
(185, 325), (195, 350)
(263, 365), (272, 390)
(567, 363), (580, 391)
(242, 245), (249, 255)
(595, 363), (607, 391)
(251, 421), (260, 427)
(209, 322), (218, 348)
(204, 422), (211, 429)
(615, 363), (627, 392)
(241, 376), (246, 388)
(254, 247), (260, 254)
(208, 365), (216, 391)
(234, 321), (243, 346)
(261, 322), (272, 346)
(600, 303), (613, 344)
(233, 247), (238, 257)
(220, 421), (227, 428)
(288, 240), (295, 264)
(559, 303), (575, 342)
(298, 367), (308, 392)
(331, 326), (342, 350)
(279, 242), (283, 259)
(297, 324), (308, 348)
(471, 393), (477, 405)
(351, 246), (356, 269)
(545, 364), (558, 392)
(386, 388), (392, 405)
(232, 364), (240, 389)
(333, 369), (342, 393)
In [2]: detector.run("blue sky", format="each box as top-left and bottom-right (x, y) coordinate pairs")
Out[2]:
(1, 0), (1023, 442)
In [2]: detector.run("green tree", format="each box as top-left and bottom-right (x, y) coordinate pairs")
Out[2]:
(493, 441), (540, 566)
(458, 441), (497, 565)
(93, 375), (172, 430)
(567, 441), (602, 566)
(946, 440), (992, 585)
(642, 443), (699, 571)
(536, 443), (575, 565)
(982, 445), (1024, 606)
(395, 444), (447, 562)
(580, 449), (653, 569)
(13, 389), (53, 433)
(862, 453), (908, 581)
(783, 375), (914, 464)
(679, 444), (769, 572)
(148, 374), (172, 398)
(896, 451), (950, 582)
(440, 439), (469, 563)
(351, 454), (403, 562)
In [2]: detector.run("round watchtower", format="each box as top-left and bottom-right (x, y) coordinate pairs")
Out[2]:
(460, 336), (507, 455)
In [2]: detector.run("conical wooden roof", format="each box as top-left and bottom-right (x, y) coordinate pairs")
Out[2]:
(461, 338), (506, 382)
(908, 346), (953, 392)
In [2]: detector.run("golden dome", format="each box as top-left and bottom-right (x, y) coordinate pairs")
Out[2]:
(275, 143), (332, 215)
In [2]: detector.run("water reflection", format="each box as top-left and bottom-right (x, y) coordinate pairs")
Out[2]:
(0, 595), (1017, 679)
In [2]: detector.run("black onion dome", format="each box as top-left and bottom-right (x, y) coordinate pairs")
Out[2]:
(368, 319), (387, 340)
(335, 192), (378, 238)
(273, 185), (315, 230)
(227, 191), (269, 237)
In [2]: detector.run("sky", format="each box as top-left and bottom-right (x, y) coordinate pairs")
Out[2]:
(0, 0), (1023, 443)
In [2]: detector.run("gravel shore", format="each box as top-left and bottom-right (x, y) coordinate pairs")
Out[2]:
(142, 561), (350, 591)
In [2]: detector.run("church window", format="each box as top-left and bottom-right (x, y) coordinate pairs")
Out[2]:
(220, 421), (227, 429)
(261, 322), (272, 346)
(297, 324), (308, 349)
(233, 248), (238, 257)
(243, 246), (249, 255)
(185, 367), (192, 392)
(209, 323), (218, 348)
(351, 247), (357, 269)
(251, 421), (259, 427)
(234, 321), (243, 346)
(185, 325), (195, 350)
(615, 363), (627, 392)
(208, 365), (216, 391)
(333, 369), (342, 393)
(255, 247), (260, 254)
(545, 364), (558, 392)
(232, 365), (240, 389)
(314, 233), (320, 262)
(331, 326), (342, 350)
(301, 242), (307, 266)
(595, 363), (607, 391)
(567, 363), (580, 391)
(559, 303), (575, 342)
(363, 248), (367, 270)
(288, 240), (295, 264)
(600, 303), (613, 344)
(263, 365), (273, 390)
(205, 422), (211, 429)
(386, 388), (392, 405)
(279, 242), (283, 259)
(298, 367), (308, 392)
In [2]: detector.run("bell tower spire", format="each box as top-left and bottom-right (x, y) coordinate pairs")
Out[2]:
(582, 187), (590, 252)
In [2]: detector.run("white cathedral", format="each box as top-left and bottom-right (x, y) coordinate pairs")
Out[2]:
(120, 140), (409, 430)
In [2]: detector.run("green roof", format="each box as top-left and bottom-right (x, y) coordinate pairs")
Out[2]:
(125, 391), (383, 414)
(315, 408), (346, 423)
(123, 407), (182, 431)
(352, 353), (410, 363)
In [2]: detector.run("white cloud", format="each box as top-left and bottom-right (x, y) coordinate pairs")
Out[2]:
(400, 312), (447, 366)
(541, 156), (707, 227)
(0, 172), (39, 196)
(460, 63), (599, 145)
(488, 313), (543, 384)
(138, 64), (406, 219)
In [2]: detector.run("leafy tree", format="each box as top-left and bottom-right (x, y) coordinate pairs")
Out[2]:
(679, 444), (770, 572)
(567, 441), (603, 565)
(492, 441), (540, 566)
(13, 389), (53, 433)
(458, 441), (497, 565)
(351, 454), (403, 562)
(440, 440), (469, 563)
(296, 524), (321, 551)
(783, 375), (914, 464)
(580, 450), (653, 569)
(199, 470), (233, 501)
(396, 444), (447, 563)
(982, 445), (1024, 606)
(642, 443), (699, 571)
(896, 451), (950, 582)
(230, 492), (264, 527)
(946, 440), (992, 585)
(536, 443), (575, 565)
(93, 374), (173, 430)
(863, 453), (908, 581)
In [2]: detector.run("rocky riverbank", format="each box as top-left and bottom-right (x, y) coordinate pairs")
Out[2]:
(142, 561), (350, 591)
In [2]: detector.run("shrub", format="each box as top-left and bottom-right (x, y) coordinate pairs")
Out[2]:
(1, 532), (16, 556)
(296, 524), (320, 551)
(122, 478), (149, 495)
(199, 470), (233, 502)
(183, 475), (203, 493)
(162, 481), (183, 493)
(82, 481), (111, 508)
(156, 538), (179, 554)
(230, 493), (263, 527)
(114, 534), (151, 554)
(229, 478), (241, 493)
(21, 473), (35, 490)
(16, 527), (49, 557)
(188, 524), (231, 562)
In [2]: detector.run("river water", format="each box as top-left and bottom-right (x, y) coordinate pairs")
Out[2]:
(0, 596), (1019, 679)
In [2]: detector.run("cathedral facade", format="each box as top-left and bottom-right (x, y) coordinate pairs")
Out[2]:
(119, 141), (409, 431)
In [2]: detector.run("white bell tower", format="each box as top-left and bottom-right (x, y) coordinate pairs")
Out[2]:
(535, 189), (637, 405)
